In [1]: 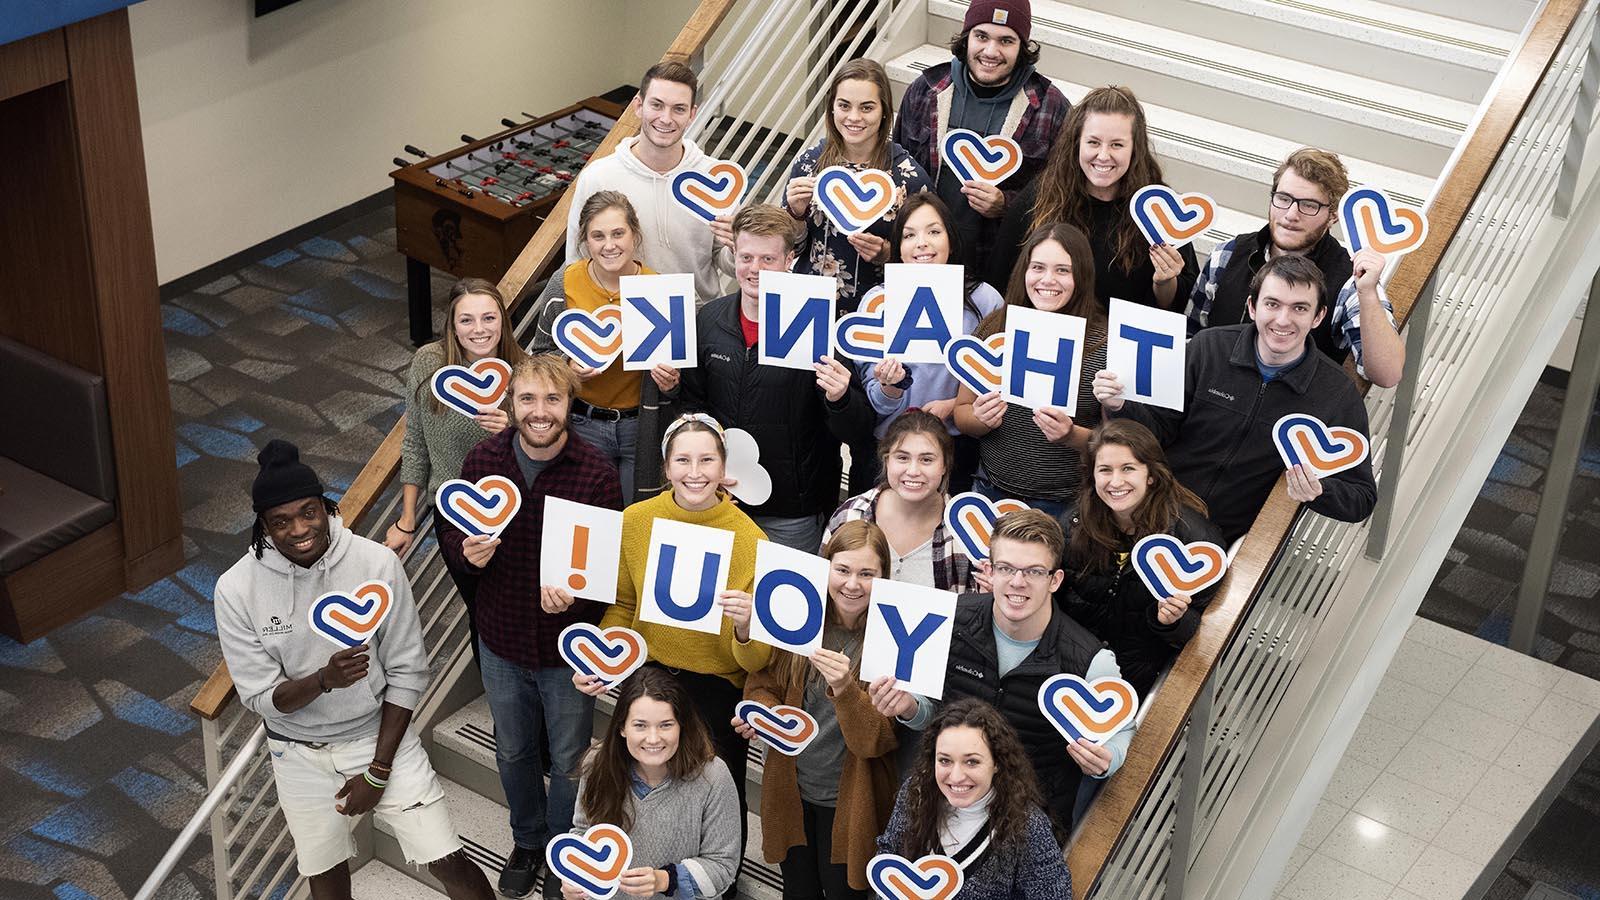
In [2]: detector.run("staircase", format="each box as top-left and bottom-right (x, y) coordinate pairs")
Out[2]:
(161, 1), (1600, 899)
(886, 0), (1515, 257)
(357, 693), (786, 898)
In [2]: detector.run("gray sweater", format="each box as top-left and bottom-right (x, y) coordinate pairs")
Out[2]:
(400, 341), (499, 500)
(571, 757), (742, 899)
(214, 518), (431, 742)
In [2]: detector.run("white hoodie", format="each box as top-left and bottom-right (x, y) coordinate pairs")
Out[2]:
(564, 135), (732, 305)
(214, 517), (429, 743)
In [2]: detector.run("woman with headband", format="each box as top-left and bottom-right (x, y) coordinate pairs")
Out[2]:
(568, 413), (770, 884)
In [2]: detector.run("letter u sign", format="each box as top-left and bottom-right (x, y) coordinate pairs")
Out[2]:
(639, 520), (735, 635)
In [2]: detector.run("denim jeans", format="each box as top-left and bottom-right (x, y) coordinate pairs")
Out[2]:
(570, 411), (638, 502)
(478, 639), (595, 851)
(972, 474), (1072, 531)
(754, 512), (827, 554)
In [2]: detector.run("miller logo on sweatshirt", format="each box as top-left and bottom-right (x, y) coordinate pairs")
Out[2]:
(261, 615), (293, 637)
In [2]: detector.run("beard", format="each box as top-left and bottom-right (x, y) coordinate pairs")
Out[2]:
(1269, 219), (1327, 254)
(520, 416), (567, 449)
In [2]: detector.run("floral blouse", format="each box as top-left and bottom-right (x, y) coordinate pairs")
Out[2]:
(783, 140), (931, 312)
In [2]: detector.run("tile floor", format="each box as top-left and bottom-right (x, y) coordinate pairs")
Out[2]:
(1274, 617), (1600, 900)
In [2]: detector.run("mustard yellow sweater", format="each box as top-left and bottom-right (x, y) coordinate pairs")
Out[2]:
(602, 490), (772, 687)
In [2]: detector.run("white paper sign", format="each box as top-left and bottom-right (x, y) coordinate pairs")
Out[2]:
(860, 579), (957, 699)
(620, 273), (698, 371)
(758, 271), (837, 371)
(639, 518), (735, 635)
(1106, 298), (1186, 412)
(882, 263), (965, 364)
(1003, 305), (1087, 414)
(749, 540), (831, 656)
(540, 497), (624, 603)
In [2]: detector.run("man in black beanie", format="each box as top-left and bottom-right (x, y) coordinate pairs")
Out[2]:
(216, 439), (492, 900)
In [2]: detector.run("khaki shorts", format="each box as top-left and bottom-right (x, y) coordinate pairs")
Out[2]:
(265, 725), (461, 876)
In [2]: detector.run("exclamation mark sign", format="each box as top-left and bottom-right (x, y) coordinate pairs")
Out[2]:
(568, 525), (590, 591)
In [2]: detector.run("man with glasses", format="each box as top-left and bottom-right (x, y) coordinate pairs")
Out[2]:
(1187, 148), (1405, 387)
(867, 509), (1132, 836)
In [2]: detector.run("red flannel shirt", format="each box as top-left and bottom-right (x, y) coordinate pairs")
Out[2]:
(438, 427), (623, 670)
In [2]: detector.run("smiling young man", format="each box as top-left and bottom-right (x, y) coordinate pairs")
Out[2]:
(1099, 254), (1378, 543)
(214, 441), (491, 900)
(677, 203), (876, 552)
(564, 62), (732, 304)
(436, 355), (622, 898)
(867, 510), (1132, 835)
(891, 0), (1069, 268)
(1187, 148), (1405, 387)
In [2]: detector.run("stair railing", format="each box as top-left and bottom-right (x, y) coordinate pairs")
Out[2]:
(1068, 0), (1600, 896)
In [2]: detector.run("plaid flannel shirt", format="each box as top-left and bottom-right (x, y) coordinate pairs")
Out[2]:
(1188, 236), (1395, 378)
(438, 427), (623, 670)
(892, 60), (1069, 192)
(823, 487), (973, 593)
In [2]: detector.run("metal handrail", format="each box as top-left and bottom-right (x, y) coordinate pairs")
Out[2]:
(132, 723), (264, 900)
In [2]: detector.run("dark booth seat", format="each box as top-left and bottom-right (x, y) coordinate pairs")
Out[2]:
(0, 335), (117, 575)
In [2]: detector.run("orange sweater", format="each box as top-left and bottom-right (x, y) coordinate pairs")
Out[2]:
(562, 259), (655, 410)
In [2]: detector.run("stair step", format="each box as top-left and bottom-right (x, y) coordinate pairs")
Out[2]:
(432, 695), (772, 820)
(924, 0), (1476, 172)
(374, 775), (787, 899)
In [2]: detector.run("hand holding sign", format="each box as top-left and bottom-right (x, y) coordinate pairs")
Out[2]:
(435, 476), (522, 539)
(430, 358), (511, 419)
(1341, 187), (1428, 257)
(309, 581), (392, 648)
(1131, 534), (1227, 599)
(860, 579), (956, 699)
(1272, 413), (1370, 477)
(942, 129), (1022, 186)
(1105, 298), (1186, 411)
(1131, 185), (1216, 247)
(553, 304), (624, 370)
(546, 824), (632, 900)
(671, 161), (747, 222)
(815, 167), (897, 234)
(735, 701), (819, 756)
(1038, 673), (1140, 746)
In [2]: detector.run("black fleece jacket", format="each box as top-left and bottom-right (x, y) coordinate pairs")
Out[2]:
(1109, 323), (1377, 543)
(678, 293), (877, 520)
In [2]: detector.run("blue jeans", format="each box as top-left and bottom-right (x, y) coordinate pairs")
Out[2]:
(972, 475), (1072, 530)
(478, 639), (594, 850)
(570, 411), (638, 502)
(754, 512), (827, 554)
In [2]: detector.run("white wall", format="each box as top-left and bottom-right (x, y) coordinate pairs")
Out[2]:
(130, 0), (692, 282)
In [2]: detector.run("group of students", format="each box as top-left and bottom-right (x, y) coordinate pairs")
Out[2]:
(214, 1), (1396, 898)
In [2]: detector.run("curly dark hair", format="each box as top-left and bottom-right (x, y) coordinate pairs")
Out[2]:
(251, 496), (339, 559)
(893, 698), (1046, 858)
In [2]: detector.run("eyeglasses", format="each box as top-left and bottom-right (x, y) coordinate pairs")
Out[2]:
(1270, 191), (1330, 216)
(990, 563), (1054, 583)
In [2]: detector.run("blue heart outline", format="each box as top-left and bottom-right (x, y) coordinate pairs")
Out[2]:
(552, 308), (622, 370)
(942, 334), (1005, 398)
(1131, 185), (1201, 246)
(671, 169), (740, 222)
(309, 589), (382, 647)
(941, 130), (1010, 183)
(815, 168), (887, 235)
(866, 855), (961, 899)
(1340, 187), (1411, 253)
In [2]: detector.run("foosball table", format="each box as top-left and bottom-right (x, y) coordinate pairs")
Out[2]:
(391, 96), (624, 345)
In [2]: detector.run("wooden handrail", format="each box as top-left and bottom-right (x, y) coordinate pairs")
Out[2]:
(1067, 0), (1589, 889)
(189, 0), (739, 722)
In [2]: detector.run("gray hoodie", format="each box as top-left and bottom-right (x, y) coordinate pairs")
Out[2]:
(214, 517), (430, 743)
(563, 135), (733, 305)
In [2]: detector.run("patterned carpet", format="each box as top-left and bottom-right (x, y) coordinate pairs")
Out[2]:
(0, 195), (449, 899)
(0, 189), (1595, 898)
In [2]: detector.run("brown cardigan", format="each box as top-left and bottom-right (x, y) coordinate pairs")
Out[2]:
(744, 660), (900, 891)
